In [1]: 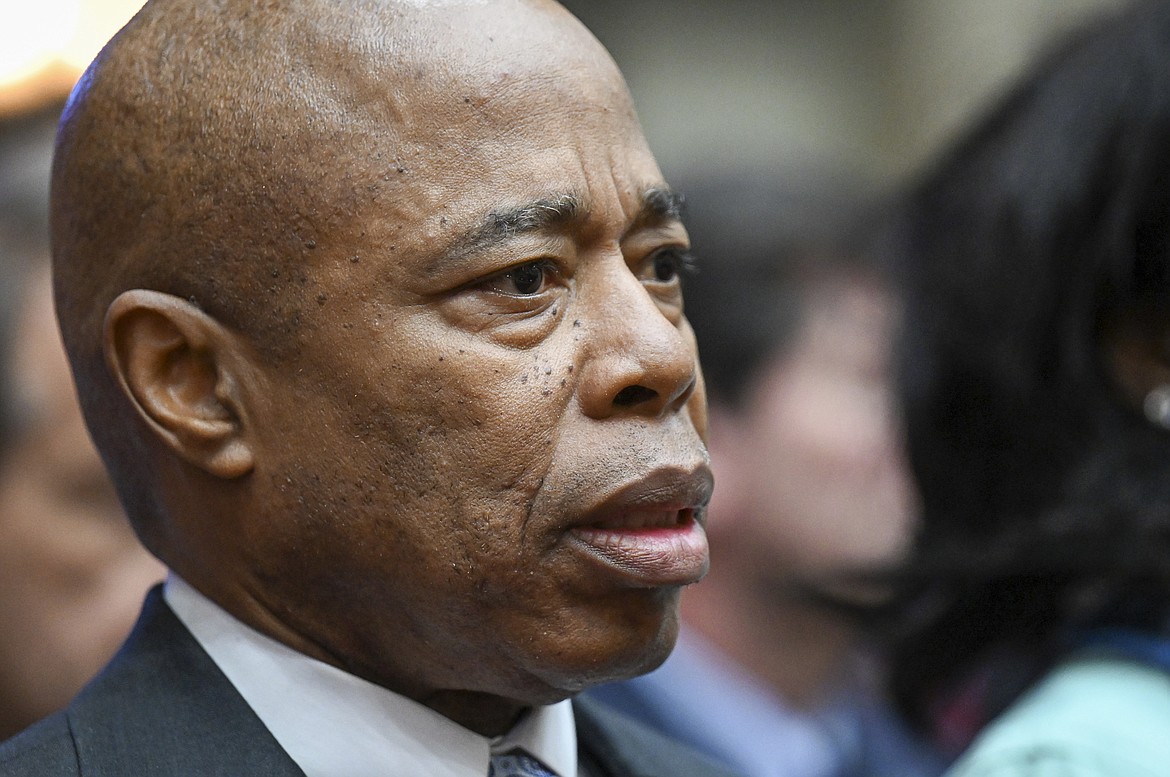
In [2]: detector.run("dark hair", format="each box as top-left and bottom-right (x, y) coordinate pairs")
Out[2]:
(677, 172), (879, 406)
(881, 0), (1170, 740)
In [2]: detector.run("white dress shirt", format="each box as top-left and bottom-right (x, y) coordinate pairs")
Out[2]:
(164, 575), (577, 777)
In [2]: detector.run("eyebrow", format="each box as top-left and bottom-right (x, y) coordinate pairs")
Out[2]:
(427, 186), (685, 276)
(427, 193), (584, 276)
(629, 186), (686, 232)
(488, 192), (584, 238)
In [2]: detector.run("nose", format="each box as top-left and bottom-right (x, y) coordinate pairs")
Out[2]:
(577, 261), (699, 420)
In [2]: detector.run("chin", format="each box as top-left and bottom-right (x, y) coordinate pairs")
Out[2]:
(536, 603), (682, 696)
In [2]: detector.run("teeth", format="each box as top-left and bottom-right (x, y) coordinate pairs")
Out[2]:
(595, 509), (687, 530)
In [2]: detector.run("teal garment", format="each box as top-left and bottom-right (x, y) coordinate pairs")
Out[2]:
(946, 656), (1170, 777)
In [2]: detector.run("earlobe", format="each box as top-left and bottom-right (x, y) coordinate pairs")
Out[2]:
(105, 290), (255, 478)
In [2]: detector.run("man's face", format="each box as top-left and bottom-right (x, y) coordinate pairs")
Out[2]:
(231, 6), (710, 722)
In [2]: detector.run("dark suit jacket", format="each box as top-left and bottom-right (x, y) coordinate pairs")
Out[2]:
(0, 589), (740, 776)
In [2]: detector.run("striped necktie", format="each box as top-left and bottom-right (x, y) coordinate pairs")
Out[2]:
(489, 751), (557, 777)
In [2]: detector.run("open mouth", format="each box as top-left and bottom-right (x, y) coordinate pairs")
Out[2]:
(569, 508), (709, 587)
(588, 507), (696, 532)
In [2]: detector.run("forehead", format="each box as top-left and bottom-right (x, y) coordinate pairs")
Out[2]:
(294, 0), (636, 136)
(310, 12), (664, 264)
(375, 4), (651, 162)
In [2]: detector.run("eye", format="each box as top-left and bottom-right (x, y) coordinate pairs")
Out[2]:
(646, 248), (697, 283)
(483, 259), (557, 296)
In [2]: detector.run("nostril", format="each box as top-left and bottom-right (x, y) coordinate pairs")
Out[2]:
(613, 385), (658, 407)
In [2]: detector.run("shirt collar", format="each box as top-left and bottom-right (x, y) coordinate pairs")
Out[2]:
(164, 575), (577, 777)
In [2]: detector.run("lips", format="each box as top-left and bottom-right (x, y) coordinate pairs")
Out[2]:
(567, 466), (712, 588)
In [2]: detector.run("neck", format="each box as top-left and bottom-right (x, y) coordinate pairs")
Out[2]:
(178, 573), (532, 738)
(422, 690), (528, 737)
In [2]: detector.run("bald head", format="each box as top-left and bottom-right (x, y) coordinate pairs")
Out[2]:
(52, 0), (640, 532)
(54, 0), (624, 348)
(49, 0), (708, 731)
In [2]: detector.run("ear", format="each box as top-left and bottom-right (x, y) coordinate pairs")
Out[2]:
(105, 290), (255, 478)
(1101, 302), (1170, 425)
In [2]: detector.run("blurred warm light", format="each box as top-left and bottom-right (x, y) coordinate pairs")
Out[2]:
(0, 2), (78, 89)
(0, 0), (145, 116)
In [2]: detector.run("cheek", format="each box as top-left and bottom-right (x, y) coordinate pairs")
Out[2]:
(376, 347), (571, 505)
(261, 340), (577, 588)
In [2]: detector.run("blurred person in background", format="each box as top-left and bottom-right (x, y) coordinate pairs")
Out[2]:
(881, 1), (1170, 773)
(586, 176), (944, 777)
(0, 102), (165, 741)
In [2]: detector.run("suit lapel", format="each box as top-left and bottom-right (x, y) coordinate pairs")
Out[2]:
(574, 696), (650, 777)
(66, 587), (305, 776)
(62, 589), (736, 777)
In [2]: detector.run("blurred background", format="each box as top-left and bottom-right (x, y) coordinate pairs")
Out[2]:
(0, 0), (1138, 761)
(561, 0), (1126, 186)
(0, 0), (145, 114)
(0, 0), (1124, 184)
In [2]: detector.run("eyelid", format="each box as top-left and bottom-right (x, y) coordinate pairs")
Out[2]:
(641, 246), (699, 282)
(670, 248), (700, 277)
(479, 257), (562, 296)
